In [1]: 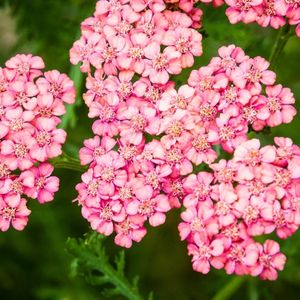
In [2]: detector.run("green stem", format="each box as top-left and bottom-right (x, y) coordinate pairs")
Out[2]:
(212, 276), (246, 300)
(50, 152), (87, 172)
(268, 25), (294, 70)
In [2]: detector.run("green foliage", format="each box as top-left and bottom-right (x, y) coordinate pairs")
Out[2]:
(1, 0), (95, 70)
(66, 232), (152, 300)
(61, 64), (84, 130)
(1, 1), (300, 300)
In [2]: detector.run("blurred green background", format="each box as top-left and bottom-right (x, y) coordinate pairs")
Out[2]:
(1, 1), (300, 299)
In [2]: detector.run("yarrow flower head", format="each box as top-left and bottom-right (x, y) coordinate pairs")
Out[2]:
(208, 0), (300, 36)
(71, 0), (298, 281)
(167, 0), (300, 37)
(0, 54), (75, 231)
(181, 137), (300, 280)
(71, 0), (203, 247)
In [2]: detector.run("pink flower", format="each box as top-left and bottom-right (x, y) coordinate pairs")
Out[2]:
(140, 163), (172, 190)
(79, 135), (117, 165)
(233, 139), (276, 180)
(179, 200), (218, 240)
(163, 10), (193, 29)
(274, 0), (299, 15)
(261, 199), (297, 238)
(117, 99), (160, 144)
(0, 193), (31, 231)
(5, 54), (45, 80)
(256, 0), (286, 29)
(1, 131), (36, 170)
(210, 159), (237, 183)
(157, 85), (195, 112)
(24, 163), (59, 203)
(81, 15), (107, 37)
(162, 28), (202, 68)
(135, 10), (167, 41)
(261, 84), (296, 127)
(70, 1), (298, 278)
(0, 170), (34, 195)
(5, 80), (39, 110)
(69, 34), (104, 73)
(30, 119), (67, 162)
(143, 42), (181, 84)
(36, 70), (75, 104)
(185, 129), (217, 165)
(1, 106), (35, 134)
(83, 70), (107, 106)
(162, 178), (184, 208)
(183, 172), (215, 206)
(188, 66), (228, 92)
(232, 57), (276, 94)
(188, 233), (225, 274)
(130, 0), (166, 13)
(100, 37), (127, 75)
(212, 183), (238, 226)
(76, 168), (102, 207)
(208, 115), (248, 153)
(210, 44), (249, 75)
(225, 0), (263, 24)
(114, 216), (147, 248)
(282, 180), (300, 226)
(117, 33), (149, 74)
(250, 240), (286, 280)
(274, 137), (300, 166)
(93, 151), (127, 196)
(224, 241), (259, 275)
(127, 185), (171, 226)
(91, 104), (120, 137)
(105, 71), (134, 104)
(82, 200), (126, 236)
(35, 93), (66, 120)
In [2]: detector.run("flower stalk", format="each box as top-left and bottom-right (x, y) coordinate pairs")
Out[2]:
(212, 276), (246, 300)
(269, 25), (294, 70)
(50, 152), (87, 172)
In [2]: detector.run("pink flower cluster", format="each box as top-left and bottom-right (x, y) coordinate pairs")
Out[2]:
(161, 44), (295, 156)
(71, 1), (298, 280)
(224, 0), (300, 36)
(70, 0), (203, 248)
(169, 0), (300, 37)
(181, 137), (300, 280)
(0, 54), (75, 231)
(69, 0), (203, 78)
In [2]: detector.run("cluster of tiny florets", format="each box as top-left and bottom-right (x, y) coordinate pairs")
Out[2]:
(224, 0), (300, 36)
(171, 0), (300, 37)
(71, 0), (203, 248)
(0, 54), (75, 231)
(69, 0), (203, 77)
(181, 137), (300, 280)
(71, 0), (298, 280)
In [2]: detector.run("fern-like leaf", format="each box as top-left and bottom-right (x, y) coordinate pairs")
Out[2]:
(66, 232), (150, 300)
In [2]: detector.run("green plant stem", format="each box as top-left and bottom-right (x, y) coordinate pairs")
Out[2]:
(212, 276), (246, 300)
(50, 152), (87, 172)
(269, 25), (294, 70)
